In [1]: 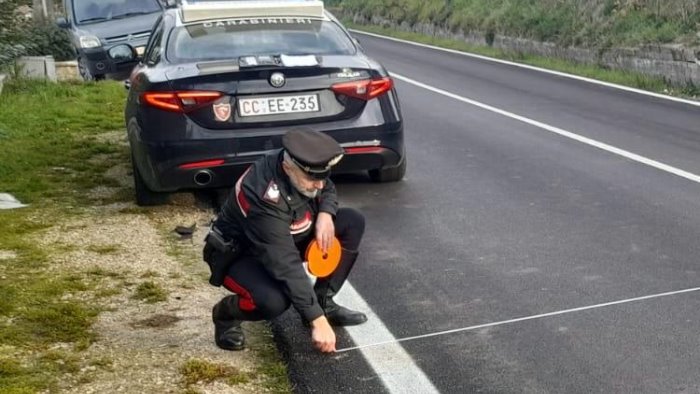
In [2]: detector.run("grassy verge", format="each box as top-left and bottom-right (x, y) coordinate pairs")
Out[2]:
(344, 21), (700, 99)
(0, 79), (126, 204)
(0, 79), (126, 393)
(0, 79), (291, 393)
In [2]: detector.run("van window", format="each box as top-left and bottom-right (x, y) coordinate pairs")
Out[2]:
(73, 0), (161, 25)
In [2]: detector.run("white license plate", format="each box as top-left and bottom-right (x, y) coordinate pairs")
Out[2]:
(238, 94), (319, 117)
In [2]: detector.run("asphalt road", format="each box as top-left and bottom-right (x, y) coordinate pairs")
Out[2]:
(272, 31), (700, 393)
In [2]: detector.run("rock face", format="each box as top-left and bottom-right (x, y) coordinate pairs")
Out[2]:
(350, 13), (700, 88)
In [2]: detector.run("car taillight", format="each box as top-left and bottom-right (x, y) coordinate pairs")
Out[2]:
(178, 159), (225, 170)
(331, 77), (393, 101)
(142, 91), (223, 112)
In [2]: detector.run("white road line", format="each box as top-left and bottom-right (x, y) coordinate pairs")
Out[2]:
(335, 36), (698, 389)
(335, 283), (440, 393)
(350, 29), (700, 108)
(338, 286), (700, 353)
(392, 72), (700, 185)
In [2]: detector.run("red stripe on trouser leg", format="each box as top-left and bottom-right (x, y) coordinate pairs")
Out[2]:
(223, 276), (256, 312)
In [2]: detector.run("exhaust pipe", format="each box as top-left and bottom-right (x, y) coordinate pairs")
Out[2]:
(193, 170), (213, 186)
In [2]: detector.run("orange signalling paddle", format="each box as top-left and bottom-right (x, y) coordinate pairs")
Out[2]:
(305, 237), (341, 277)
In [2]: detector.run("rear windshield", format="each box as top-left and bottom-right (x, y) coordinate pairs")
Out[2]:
(167, 18), (356, 62)
(73, 0), (161, 25)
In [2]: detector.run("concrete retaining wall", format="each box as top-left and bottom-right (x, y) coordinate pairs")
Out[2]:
(55, 61), (80, 81)
(349, 13), (700, 87)
(16, 56), (57, 81)
(4, 58), (80, 88)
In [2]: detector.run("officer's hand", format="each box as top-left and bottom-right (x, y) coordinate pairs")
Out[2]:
(315, 212), (335, 253)
(310, 316), (336, 353)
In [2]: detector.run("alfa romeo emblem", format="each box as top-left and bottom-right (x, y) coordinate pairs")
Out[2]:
(270, 72), (285, 88)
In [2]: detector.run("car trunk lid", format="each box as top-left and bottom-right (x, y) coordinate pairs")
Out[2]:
(163, 55), (378, 130)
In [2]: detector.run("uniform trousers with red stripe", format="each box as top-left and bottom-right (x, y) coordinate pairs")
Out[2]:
(222, 207), (365, 321)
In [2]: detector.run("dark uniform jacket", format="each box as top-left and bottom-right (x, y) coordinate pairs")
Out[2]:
(214, 150), (339, 322)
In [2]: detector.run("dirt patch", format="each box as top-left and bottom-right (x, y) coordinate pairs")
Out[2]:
(35, 165), (288, 393)
(130, 313), (182, 329)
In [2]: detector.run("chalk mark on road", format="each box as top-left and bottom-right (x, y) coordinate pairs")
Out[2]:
(337, 286), (700, 353)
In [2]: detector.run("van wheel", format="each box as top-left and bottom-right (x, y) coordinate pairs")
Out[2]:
(78, 57), (105, 81)
(78, 57), (93, 81)
(132, 157), (169, 206)
(369, 156), (406, 182)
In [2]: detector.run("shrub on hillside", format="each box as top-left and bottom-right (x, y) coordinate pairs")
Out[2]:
(341, 0), (700, 48)
(0, 0), (32, 70)
(23, 22), (75, 61)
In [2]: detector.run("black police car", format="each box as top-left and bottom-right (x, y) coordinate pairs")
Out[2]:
(124, 0), (405, 206)
(56, 0), (163, 81)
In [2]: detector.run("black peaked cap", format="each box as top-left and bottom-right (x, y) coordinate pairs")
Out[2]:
(282, 128), (344, 179)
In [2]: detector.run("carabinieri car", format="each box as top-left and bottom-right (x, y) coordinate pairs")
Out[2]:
(124, 0), (405, 205)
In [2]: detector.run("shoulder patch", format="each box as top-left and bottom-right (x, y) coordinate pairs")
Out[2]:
(263, 180), (280, 204)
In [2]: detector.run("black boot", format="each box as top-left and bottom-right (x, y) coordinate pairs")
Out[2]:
(212, 295), (245, 351)
(319, 295), (368, 326)
(314, 249), (368, 326)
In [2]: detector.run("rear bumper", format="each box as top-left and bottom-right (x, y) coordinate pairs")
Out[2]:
(334, 144), (403, 173)
(130, 123), (404, 192)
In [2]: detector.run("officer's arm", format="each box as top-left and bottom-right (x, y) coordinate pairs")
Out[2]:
(245, 203), (324, 323)
(317, 177), (338, 216)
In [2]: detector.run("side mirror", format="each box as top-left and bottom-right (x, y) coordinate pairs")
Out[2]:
(109, 44), (136, 62)
(55, 16), (70, 29)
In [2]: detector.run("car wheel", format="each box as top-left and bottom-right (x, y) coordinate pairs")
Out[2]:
(78, 57), (94, 81)
(369, 156), (407, 182)
(132, 156), (169, 206)
(77, 58), (106, 81)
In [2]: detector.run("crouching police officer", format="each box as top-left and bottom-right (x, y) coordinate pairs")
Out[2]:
(203, 128), (367, 353)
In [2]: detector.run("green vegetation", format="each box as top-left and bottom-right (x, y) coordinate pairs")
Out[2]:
(178, 343), (290, 392)
(344, 22), (699, 98)
(180, 358), (251, 387)
(0, 210), (102, 391)
(0, 0), (74, 70)
(0, 79), (127, 204)
(341, 0), (700, 47)
(132, 281), (168, 303)
(255, 331), (292, 393)
(0, 78), (291, 392)
(22, 22), (75, 62)
(0, 79), (127, 392)
(0, 0), (31, 70)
